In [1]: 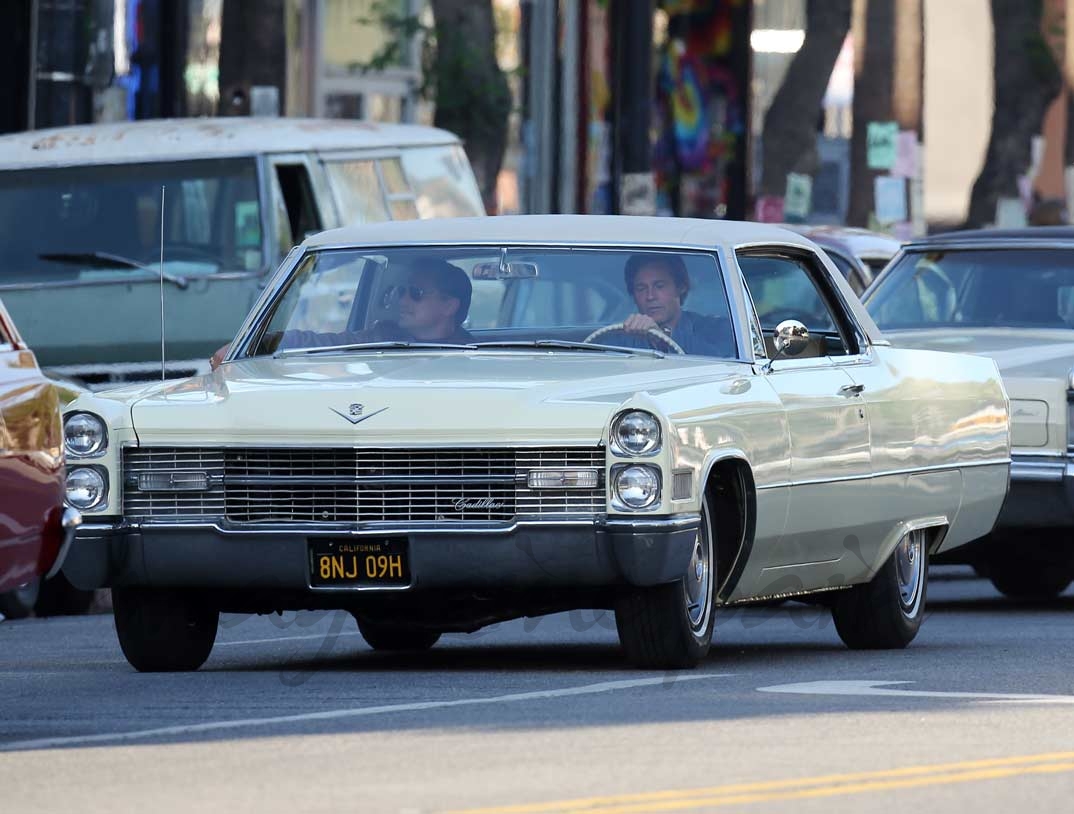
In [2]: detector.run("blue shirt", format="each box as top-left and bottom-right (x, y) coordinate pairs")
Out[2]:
(608, 310), (735, 357)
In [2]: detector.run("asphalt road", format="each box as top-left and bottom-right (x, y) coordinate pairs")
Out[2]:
(2, 567), (1073, 813)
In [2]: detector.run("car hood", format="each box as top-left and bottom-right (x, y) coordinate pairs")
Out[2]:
(128, 351), (748, 445)
(883, 328), (1073, 450)
(880, 328), (1074, 378)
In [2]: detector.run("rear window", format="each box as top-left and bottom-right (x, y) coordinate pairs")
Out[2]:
(0, 158), (263, 285)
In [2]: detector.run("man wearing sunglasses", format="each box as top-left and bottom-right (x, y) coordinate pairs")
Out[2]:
(210, 258), (474, 367)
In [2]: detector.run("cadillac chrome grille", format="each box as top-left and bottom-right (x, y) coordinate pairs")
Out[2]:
(123, 447), (605, 523)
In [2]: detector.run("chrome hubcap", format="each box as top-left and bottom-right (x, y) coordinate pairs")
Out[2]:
(895, 529), (925, 613)
(683, 517), (713, 633)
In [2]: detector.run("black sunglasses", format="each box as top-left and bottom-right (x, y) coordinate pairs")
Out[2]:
(400, 285), (444, 303)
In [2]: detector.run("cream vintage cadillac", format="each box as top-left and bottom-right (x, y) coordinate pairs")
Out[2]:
(864, 227), (1074, 599)
(61, 216), (1010, 672)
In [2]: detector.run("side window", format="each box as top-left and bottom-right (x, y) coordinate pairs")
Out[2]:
(378, 158), (419, 221)
(738, 252), (857, 358)
(324, 160), (391, 225)
(399, 145), (486, 218)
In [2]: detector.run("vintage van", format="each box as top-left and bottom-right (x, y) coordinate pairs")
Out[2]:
(0, 118), (485, 389)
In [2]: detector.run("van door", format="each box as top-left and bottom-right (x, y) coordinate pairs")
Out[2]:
(266, 154), (327, 260)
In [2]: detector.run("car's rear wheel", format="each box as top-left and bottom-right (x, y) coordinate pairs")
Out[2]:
(0, 579), (41, 620)
(615, 495), (716, 669)
(989, 562), (1073, 600)
(985, 534), (1073, 600)
(356, 618), (441, 651)
(113, 587), (219, 672)
(833, 527), (929, 649)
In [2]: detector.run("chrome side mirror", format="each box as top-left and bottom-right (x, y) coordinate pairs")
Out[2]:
(773, 320), (809, 357)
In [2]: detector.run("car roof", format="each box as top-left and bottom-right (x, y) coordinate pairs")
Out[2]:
(304, 214), (818, 250)
(781, 224), (903, 259)
(904, 226), (1074, 249)
(0, 118), (461, 169)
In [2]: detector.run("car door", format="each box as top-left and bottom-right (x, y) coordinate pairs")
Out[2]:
(737, 249), (875, 593)
(0, 303), (63, 591)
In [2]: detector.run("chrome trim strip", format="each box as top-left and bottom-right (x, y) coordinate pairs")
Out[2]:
(45, 507), (82, 580)
(1010, 458), (1070, 483)
(78, 516), (606, 537)
(219, 474), (522, 487)
(601, 514), (701, 533)
(755, 458), (1010, 491)
(121, 440), (605, 451)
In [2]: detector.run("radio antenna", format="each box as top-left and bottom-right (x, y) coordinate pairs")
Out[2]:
(159, 185), (166, 382)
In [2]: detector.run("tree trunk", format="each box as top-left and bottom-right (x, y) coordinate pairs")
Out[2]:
(429, 0), (511, 212)
(847, 0), (895, 227)
(760, 0), (853, 196)
(965, 0), (1062, 228)
(217, 0), (286, 116)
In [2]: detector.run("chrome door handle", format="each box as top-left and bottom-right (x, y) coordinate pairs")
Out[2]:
(839, 383), (865, 397)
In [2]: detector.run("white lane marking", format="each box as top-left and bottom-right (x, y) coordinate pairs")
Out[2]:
(758, 680), (1074, 704)
(215, 632), (363, 647)
(3, 673), (731, 752)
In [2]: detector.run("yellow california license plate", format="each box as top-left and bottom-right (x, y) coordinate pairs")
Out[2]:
(309, 538), (410, 588)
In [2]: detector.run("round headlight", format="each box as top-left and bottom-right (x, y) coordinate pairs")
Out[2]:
(613, 410), (662, 455)
(614, 465), (660, 509)
(64, 413), (106, 457)
(66, 467), (106, 510)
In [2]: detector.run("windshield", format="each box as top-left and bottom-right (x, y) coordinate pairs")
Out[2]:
(0, 158), (263, 285)
(246, 246), (736, 359)
(865, 248), (1074, 330)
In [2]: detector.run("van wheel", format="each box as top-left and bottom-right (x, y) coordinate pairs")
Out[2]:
(615, 495), (716, 669)
(113, 587), (219, 672)
(356, 618), (441, 651)
(0, 580), (41, 620)
(833, 528), (928, 649)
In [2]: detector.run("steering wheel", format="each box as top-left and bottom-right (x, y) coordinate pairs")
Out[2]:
(584, 322), (686, 354)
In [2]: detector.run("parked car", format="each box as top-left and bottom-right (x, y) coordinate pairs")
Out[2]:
(0, 117), (485, 390)
(783, 225), (902, 295)
(0, 296), (81, 619)
(62, 215), (1009, 671)
(863, 226), (1074, 598)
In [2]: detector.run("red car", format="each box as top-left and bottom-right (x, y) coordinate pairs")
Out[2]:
(0, 296), (79, 617)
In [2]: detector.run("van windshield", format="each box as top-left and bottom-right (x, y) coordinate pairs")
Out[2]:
(0, 158), (263, 286)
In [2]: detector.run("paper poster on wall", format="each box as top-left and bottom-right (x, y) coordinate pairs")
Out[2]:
(874, 175), (907, 224)
(867, 122), (898, 170)
(784, 173), (813, 219)
(755, 195), (785, 223)
(995, 197), (1028, 228)
(892, 131), (920, 178)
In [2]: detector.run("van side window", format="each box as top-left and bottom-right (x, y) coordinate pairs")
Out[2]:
(400, 145), (486, 218)
(324, 160), (390, 226)
(378, 158), (419, 220)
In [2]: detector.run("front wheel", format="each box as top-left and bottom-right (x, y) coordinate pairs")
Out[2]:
(357, 618), (441, 651)
(615, 495), (716, 669)
(113, 587), (219, 672)
(832, 528), (929, 649)
(0, 579), (41, 620)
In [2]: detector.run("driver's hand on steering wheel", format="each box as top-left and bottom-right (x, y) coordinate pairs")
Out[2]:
(622, 313), (662, 335)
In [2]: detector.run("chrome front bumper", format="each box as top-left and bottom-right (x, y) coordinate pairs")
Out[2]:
(45, 507), (82, 580)
(998, 455), (1074, 528)
(63, 515), (702, 594)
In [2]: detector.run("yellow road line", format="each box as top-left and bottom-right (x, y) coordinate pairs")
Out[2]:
(448, 751), (1074, 814)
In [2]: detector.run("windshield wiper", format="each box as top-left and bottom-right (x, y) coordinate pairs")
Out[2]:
(277, 341), (478, 356)
(39, 251), (189, 289)
(473, 340), (665, 358)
